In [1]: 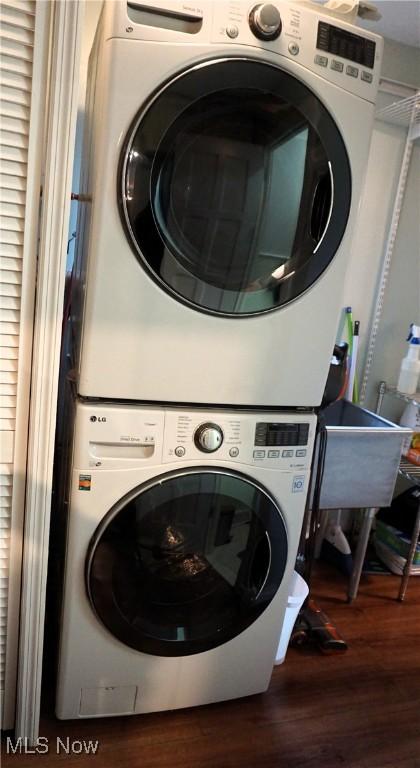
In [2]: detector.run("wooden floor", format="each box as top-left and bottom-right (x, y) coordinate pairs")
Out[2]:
(3, 565), (420, 768)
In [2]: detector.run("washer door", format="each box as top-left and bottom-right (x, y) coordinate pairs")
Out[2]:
(119, 58), (351, 316)
(86, 469), (288, 656)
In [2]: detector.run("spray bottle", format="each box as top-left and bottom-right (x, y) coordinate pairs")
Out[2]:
(397, 324), (420, 395)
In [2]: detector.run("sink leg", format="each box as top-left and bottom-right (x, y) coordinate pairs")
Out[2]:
(348, 507), (378, 603)
(398, 500), (420, 601)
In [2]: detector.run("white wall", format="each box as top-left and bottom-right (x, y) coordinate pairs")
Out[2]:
(381, 38), (420, 88)
(342, 120), (406, 404)
(67, 1), (103, 270)
(342, 39), (420, 413)
(363, 142), (420, 418)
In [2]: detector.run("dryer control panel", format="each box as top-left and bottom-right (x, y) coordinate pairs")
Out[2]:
(210, 1), (382, 100)
(105, 1), (382, 103)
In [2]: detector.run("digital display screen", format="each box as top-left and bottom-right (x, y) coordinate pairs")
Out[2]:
(255, 423), (309, 447)
(317, 22), (376, 69)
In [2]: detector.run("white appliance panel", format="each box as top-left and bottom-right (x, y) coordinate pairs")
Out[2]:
(74, 1), (382, 406)
(56, 402), (316, 718)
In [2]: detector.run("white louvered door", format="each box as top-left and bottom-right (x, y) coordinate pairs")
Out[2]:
(0, 0), (49, 730)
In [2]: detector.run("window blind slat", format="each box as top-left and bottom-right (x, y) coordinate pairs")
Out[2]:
(0, 296), (20, 311)
(0, 201), (25, 218)
(0, 144), (28, 164)
(0, 188), (27, 207)
(0, 52), (32, 79)
(0, 338), (20, 350)
(0, 381), (17, 393)
(0, 351), (19, 367)
(1, 0), (36, 717)
(0, 8), (36, 34)
(0, 269), (22, 285)
(0, 116), (29, 137)
(0, 1), (35, 16)
(0, 305), (21, 320)
(0, 283), (21, 298)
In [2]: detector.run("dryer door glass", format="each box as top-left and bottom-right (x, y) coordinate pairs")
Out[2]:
(120, 58), (351, 316)
(86, 469), (288, 656)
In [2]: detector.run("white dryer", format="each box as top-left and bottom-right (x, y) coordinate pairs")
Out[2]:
(56, 401), (316, 718)
(75, 0), (382, 407)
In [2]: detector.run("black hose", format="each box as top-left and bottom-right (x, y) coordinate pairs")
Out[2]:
(296, 412), (328, 589)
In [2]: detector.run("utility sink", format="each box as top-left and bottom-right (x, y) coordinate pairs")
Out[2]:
(317, 400), (412, 509)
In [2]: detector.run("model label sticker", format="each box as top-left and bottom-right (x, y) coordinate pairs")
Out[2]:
(79, 474), (92, 491)
(292, 475), (305, 493)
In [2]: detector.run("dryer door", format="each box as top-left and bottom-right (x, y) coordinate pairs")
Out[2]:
(86, 469), (288, 656)
(119, 58), (351, 316)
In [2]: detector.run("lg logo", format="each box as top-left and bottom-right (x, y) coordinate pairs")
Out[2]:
(90, 416), (107, 423)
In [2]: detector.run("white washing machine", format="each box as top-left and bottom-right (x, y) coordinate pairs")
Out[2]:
(74, 0), (383, 408)
(56, 401), (316, 718)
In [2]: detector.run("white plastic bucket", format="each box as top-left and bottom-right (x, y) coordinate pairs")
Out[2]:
(274, 570), (309, 665)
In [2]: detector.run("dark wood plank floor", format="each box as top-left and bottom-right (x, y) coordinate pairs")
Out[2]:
(3, 565), (420, 768)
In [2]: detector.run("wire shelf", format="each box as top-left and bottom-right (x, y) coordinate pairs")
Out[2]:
(376, 93), (420, 140)
(399, 459), (420, 486)
(382, 384), (420, 408)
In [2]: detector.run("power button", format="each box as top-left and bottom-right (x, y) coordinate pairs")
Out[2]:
(288, 41), (299, 55)
(174, 446), (186, 457)
(226, 25), (239, 38)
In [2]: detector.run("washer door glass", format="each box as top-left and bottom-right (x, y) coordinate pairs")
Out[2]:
(86, 470), (288, 656)
(120, 58), (351, 316)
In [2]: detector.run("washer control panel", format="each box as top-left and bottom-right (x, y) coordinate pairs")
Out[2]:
(74, 404), (316, 471)
(163, 409), (316, 470)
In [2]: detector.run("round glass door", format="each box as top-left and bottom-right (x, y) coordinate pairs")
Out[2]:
(119, 58), (351, 316)
(86, 469), (288, 656)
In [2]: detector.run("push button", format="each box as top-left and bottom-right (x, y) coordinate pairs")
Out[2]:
(330, 59), (344, 72)
(296, 449), (307, 457)
(288, 42), (299, 56)
(174, 446), (185, 457)
(226, 25), (239, 38)
(268, 450), (280, 458)
(282, 449), (294, 458)
(229, 446), (239, 458)
(314, 54), (328, 67)
(361, 71), (373, 83)
(253, 449), (265, 459)
(346, 64), (359, 78)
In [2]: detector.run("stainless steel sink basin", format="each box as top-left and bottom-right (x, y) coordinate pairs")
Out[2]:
(316, 400), (412, 509)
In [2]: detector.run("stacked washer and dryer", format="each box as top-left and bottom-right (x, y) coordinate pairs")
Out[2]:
(56, 0), (382, 719)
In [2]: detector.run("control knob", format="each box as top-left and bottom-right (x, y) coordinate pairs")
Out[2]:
(249, 4), (282, 41)
(194, 423), (224, 453)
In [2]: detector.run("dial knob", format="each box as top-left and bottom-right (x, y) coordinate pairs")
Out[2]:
(194, 423), (224, 453)
(249, 4), (282, 41)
